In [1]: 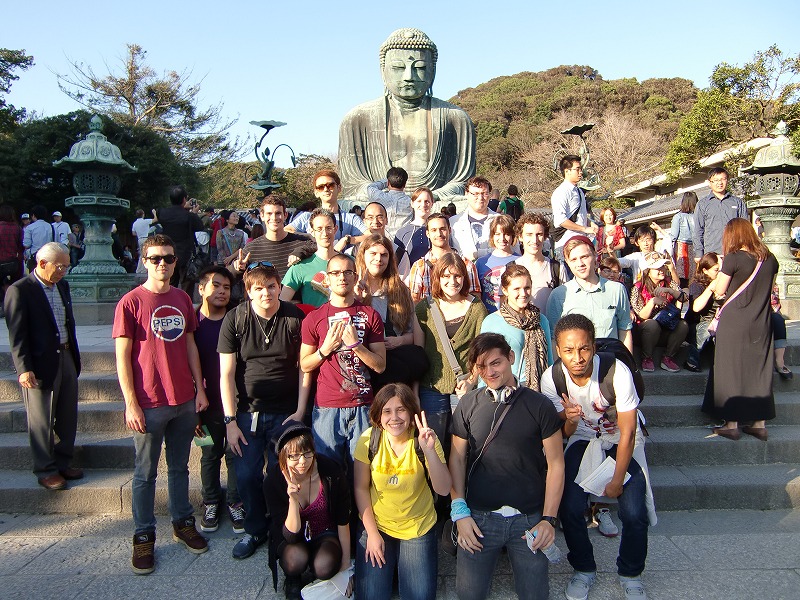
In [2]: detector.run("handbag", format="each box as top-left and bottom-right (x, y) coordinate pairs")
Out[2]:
(654, 302), (681, 330)
(708, 260), (763, 336)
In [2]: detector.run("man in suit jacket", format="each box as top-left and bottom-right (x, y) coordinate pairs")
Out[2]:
(4, 242), (82, 490)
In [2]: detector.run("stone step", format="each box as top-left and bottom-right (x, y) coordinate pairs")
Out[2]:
(0, 401), (128, 434)
(639, 369), (800, 396)
(641, 392), (800, 427)
(0, 469), (212, 515)
(645, 425), (800, 466)
(650, 464), (800, 510)
(1, 462), (797, 514)
(0, 372), (122, 404)
(0, 432), (231, 473)
(0, 350), (118, 373)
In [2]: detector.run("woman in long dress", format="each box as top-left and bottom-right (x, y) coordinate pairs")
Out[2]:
(702, 218), (778, 441)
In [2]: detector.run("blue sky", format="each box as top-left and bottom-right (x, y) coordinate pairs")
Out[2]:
(5, 0), (798, 167)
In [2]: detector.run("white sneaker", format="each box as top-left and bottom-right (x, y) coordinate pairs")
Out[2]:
(619, 576), (647, 599)
(597, 508), (619, 537)
(565, 571), (596, 600)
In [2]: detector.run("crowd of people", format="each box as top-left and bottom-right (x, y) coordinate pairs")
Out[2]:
(2, 162), (788, 600)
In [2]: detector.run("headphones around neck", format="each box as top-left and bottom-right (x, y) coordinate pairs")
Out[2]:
(486, 386), (514, 405)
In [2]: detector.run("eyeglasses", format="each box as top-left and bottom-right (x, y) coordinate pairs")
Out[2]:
(326, 269), (356, 278)
(247, 261), (274, 271)
(312, 226), (335, 234)
(144, 254), (177, 265)
(364, 215), (386, 222)
(467, 190), (488, 197)
(314, 182), (337, 191)
(49, 263), (70, 272)
(709, 178), (728, 184)
(286, 451), (315, 462)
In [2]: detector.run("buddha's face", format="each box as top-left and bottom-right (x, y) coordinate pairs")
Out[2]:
(382, 49), (434, 102)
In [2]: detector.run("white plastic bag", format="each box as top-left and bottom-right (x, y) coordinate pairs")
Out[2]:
(300, 565), (354, 600)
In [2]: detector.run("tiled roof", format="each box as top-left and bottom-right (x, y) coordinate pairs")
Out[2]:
(619, 186), (711, 225)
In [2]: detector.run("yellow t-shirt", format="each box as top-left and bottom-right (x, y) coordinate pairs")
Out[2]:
(354, 427), (445, 540)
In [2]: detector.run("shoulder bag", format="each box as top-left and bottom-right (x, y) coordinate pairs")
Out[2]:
(708, 260), (763, 336)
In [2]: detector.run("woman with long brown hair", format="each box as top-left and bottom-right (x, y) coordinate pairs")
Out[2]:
(702, 218), (779, 440)
(355, 234), (427, 391)
(415, 252), (487, 452)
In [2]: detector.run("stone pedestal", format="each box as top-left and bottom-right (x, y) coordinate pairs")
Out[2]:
(749, 199), (800, 319)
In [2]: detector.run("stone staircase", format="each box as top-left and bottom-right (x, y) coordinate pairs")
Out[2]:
(0, 344), (799, 514)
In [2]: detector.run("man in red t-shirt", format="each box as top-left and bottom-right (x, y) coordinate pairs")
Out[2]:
(113, 234), (209, 575)
(299, 253), (386, 472)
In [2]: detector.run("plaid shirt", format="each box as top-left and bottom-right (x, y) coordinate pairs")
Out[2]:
(408, 250), (481, 303)
(0, 222), (23, 262)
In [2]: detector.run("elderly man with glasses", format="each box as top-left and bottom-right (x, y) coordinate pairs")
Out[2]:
(450, 176), (500, 262)
(5, 242), (82, 492)
(299, 252), (386, 476)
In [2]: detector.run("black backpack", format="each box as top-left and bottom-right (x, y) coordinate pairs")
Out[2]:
(367, 426), (435, 498)
(551, 337), (645, 408)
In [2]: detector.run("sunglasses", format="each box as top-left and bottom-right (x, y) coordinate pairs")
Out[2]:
(144, 254), (177, 265)
(247, 261), (275, 271)
(315, 182), (337, 191)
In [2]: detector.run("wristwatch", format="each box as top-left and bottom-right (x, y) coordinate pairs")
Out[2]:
(541, 516), (558, 527)
(223, 416), (236, 425)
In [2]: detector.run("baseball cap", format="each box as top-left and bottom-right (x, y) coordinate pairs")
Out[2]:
(52, 211), (62, 217)
(21, 213), (30, 219)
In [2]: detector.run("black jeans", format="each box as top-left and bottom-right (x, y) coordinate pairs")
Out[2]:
(199, 409), (241, 505)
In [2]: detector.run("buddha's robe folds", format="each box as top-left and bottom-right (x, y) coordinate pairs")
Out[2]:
(338, 95), (475, 202)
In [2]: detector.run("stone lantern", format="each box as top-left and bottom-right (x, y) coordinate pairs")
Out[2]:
(741, 121), (800, 318)
(53, 115), (138, 308)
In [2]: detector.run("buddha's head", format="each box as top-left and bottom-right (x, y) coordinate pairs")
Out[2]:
(379, 28), (437, 103)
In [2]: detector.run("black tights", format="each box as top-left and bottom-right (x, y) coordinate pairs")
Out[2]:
(280, 536), (342, 580)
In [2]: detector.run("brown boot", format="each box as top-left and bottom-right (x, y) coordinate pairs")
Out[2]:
(172, 516), (208, 554)
(131, 531), (155, 575)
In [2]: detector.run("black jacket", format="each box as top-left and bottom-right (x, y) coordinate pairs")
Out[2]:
(264, 455), (351, 589)
(156, 205), (203, 261)
(4, 273), (81, 387)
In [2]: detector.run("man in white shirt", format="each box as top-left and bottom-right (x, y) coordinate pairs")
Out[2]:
(450, 176), (499, 261)
(132, 209), (156, 275)
(540, 313), (651, 600)
(550, 155), (598, 264)
(51, 212), (71, 245)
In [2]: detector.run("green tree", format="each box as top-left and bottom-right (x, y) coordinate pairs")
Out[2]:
(0, 110), (198, 217)
(57, 44), (239, 167)
(665, 45), (800, 178)
(0, 48), (34, 132)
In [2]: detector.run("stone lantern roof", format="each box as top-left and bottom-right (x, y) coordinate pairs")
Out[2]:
(53, 114), (137, 173)
(741, 121), (800, 175)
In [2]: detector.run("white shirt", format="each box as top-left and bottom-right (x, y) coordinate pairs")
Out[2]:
(540, 355), (640, 443)
(132, 218), (154, 242)
(550, 179), (589, 251)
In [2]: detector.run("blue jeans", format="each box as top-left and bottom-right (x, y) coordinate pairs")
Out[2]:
(132, 400), (197, 534)
(233, 411), (289, 537)
(356, 525), (438, 600)
(418, 387), (452, 459)
(311, 405), (370, 476)
(687, 320), (712, 368)
(560, 440), (649, 577)
(455, 510), (549, 600)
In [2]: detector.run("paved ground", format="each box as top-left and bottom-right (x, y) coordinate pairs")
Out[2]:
(2, 509), (800, 599)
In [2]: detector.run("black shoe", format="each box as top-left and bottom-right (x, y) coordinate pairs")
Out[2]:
(232, 533), (266, 559)
(683, 362), (701, 373)
(284, 575), (302, 600)
(775, 365), (794, 380)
